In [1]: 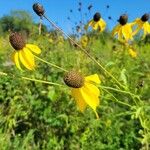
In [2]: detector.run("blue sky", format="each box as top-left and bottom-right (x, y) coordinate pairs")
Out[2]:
(0, 0), (149, 33)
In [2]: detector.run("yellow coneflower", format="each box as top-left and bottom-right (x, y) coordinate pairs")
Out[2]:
(132, 13), (150, 38)
(9, 32), (41, 70)
(85, 12), (106, 32)
(80, 35), (88, 48)
(128, 48), (137, 58)
(64, 71), (101, 118)
(112, 14), (134, 42)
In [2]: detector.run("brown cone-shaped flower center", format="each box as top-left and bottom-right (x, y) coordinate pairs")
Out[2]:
(64, 71), (84, 88)
(141, 13), (149, 22)
(93, 12), (101, 22)
(118, 14), (128, 25)
(9, 32), (26, 50)
(33, 3), (45, 16)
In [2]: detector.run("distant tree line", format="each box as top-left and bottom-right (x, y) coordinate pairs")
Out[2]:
(0, 10), (48, 36)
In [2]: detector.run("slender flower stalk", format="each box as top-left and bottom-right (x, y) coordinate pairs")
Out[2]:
(43, 15), (125, 89)
(99, 85), (140, 99)
(32, 3), (125, 89)
(22, 76), (63, 86)
(103, 88), (132, 107)
(0, 71), (63, 87)
(34, 55), (68, 72)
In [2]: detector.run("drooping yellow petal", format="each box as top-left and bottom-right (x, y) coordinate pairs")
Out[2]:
(132, 26), (141, 36)
(71, 88), (87, 112)
(88, 20), (94, 26)
(26, 44), (41, 54)
(118, 27), (124, 42)
(132, 19), (145, 36)
(84, 20), (93, 30)
(143, 22), (150, 34)
(112, 24), (121, 36)
(81, 87), (99, 111)
(92, 22), (99, 30)
(128, 49), (137, 58)
(99, 18), (106, 32)
(122, 24), (133, 41)
(84, 82), (100, 97)
(80, 84), (100, 111)
(85, 74), (101, 84)
(137, 19), (144, 28)
(19, 48), (35, 70)
(11, 51), (22, 70)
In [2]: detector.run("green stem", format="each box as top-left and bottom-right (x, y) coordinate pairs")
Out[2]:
(43, 15), (125, 89)
(34, 55), (68, 72)
(100, 85), (139, 98)
(22, 76), (63, 86)
(0, 71), (63, 87)
(103, 88), (132, 107)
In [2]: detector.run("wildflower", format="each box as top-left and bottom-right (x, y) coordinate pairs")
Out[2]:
(128, 48), (137, 58)
(33, 3), (45, 17)
(64, 71), (101, 118)
(9, 32), (41, 70)
(112, 14), (134, 42)
(80, 35), (88, 48)
(85, 12), (106, 32)
(132, 13), (150, 38)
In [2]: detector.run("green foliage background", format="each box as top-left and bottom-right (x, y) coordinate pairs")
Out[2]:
(0, 11), (150, 150)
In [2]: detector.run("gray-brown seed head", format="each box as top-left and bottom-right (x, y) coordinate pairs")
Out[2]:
(33, 3), (45, 16)
(141, 13), (149, 22)
(9, 32), (26, 50)
(118, 14), (128, 25)
(63, 71), (84, 88)
(93, 12), (101, 22)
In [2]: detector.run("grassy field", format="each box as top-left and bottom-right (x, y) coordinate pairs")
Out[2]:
(0, 28), (150, 150)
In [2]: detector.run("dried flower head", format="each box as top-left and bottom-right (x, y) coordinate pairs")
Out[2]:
(118, 14), (128, 25)
(93, 12), (101, 22)
(64, 71), (84, 88)
(9, 32), (26, 50)
(141, 13), (149, 22)
(33, 3), (45, 16)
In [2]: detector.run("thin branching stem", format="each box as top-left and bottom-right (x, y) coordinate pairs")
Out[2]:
(22, 76), (63, 86)
(43, 15), (125, 89)
(34, 55), (68, 72)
